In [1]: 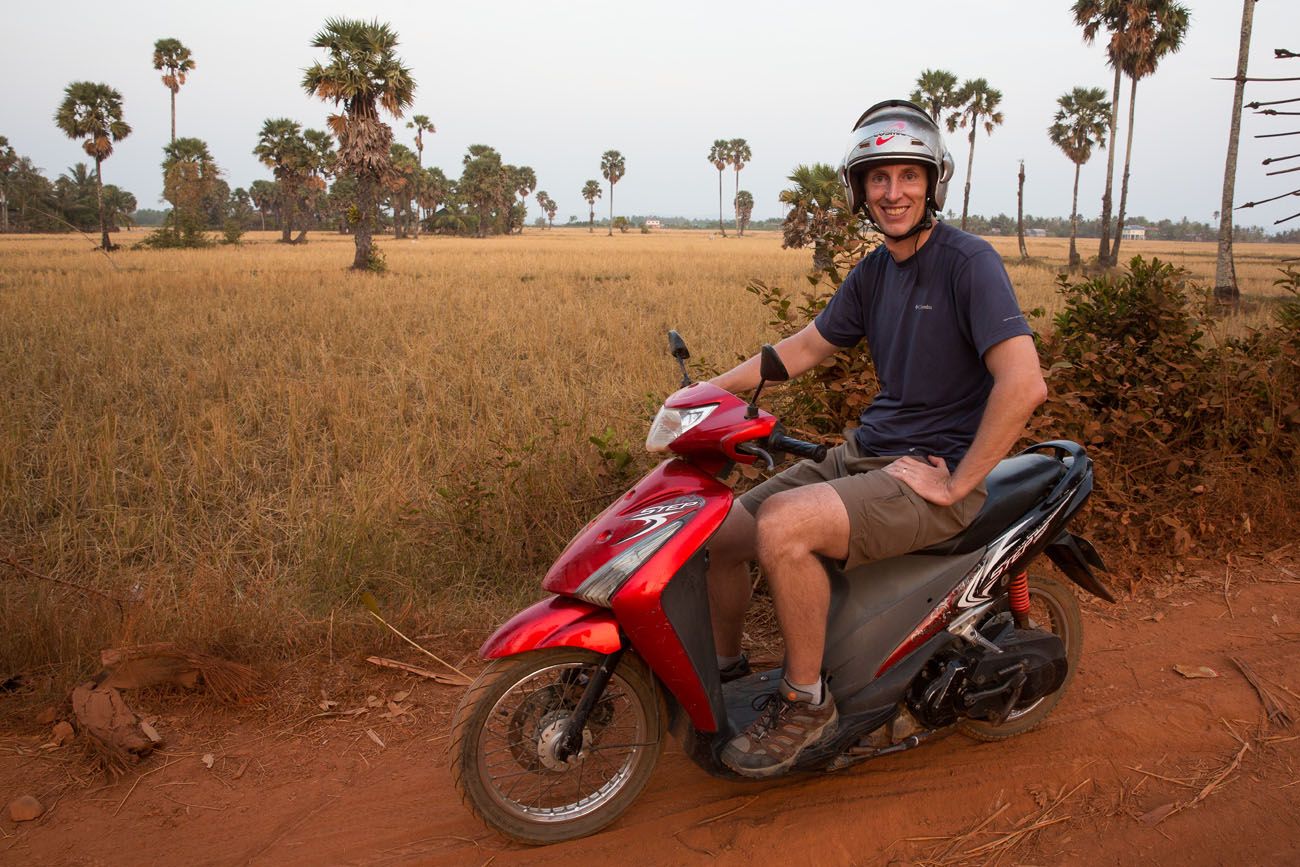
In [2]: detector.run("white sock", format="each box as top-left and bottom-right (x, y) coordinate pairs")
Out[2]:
(781, 676), (824, 705)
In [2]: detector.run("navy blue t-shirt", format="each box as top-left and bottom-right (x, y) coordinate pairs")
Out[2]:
(813, 222), (1033, 467)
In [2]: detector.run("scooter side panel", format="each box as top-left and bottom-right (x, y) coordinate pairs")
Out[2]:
(822, 549), (984, 714)
(479, 596), (622, 659)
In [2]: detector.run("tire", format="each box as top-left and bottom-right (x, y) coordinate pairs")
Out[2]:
(958, 574), (1083, 742)
(449, 648), (666, 845)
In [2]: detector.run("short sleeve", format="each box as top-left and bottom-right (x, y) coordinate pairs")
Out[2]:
(813, 261), (869, 348)
(955, 249), (1033, 357)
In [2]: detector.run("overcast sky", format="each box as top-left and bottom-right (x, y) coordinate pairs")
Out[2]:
(7, 1), (1299, 228)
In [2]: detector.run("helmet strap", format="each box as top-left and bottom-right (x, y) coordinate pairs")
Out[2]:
(864, 206), (935, 242)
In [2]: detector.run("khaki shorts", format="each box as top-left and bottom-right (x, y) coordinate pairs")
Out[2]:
(738, 436), (987, 570)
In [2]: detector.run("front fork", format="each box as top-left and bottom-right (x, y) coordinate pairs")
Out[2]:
(556, 647), (626, 761)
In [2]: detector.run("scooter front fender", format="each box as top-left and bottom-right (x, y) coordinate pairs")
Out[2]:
(480, 595), (622, 659)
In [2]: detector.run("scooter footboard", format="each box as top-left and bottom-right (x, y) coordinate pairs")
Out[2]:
(479, 595), (622, 659)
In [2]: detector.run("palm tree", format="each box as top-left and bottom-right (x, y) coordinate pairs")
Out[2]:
(600, 150), (625, 236)
(0, 135), (17, 233)
(54, 81), (132, 251)
(735, 190), (754, 235)
(1049, 87), (1111, 271)
(249, 179), (275, 231)
(513, 165), (536, 234)
(162, 136), (220, 241)
(407, 114), (436, 167)
(947, 79), (1003, 231)
(1073, 0), (1131, 266)
(535, 191), (557, 228)
(779, 162), (840, 269)
(303, 17), (416, 270)
(707, 140), (728, 236)
(102, 185), (137, 232)
(1215, 0), (1255, 304)
(581, 179), (601, 233)
(909, 69), (961, 123)
(417, 166), (448, 232)
(727, 138), (751, 235)
(1110, 1), (1190, 264)
(254, 118), (311, 243)
(152, 38), (195, 144)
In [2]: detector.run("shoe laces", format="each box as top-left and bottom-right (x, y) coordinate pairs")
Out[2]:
(747, 692), (794, 741)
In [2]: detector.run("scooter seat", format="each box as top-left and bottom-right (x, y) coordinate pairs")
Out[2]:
(916, 454), (1064, 556)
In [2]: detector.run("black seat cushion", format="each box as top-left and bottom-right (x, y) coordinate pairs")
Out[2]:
(917, 454), (1064, 556)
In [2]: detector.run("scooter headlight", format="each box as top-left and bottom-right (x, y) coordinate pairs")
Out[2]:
(572, 518), (684, 607)
(645, 403), (717, 452)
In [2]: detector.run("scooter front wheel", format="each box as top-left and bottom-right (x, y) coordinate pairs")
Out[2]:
(449, 648), (665, 844)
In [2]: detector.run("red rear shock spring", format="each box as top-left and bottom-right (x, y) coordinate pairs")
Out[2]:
(1009, 572), (1030, 628)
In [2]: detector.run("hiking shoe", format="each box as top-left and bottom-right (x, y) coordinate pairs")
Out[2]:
(720, 688), (837, 778)
(719, 654), (752, 684)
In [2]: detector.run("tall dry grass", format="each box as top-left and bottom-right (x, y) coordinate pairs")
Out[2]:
(1, 228), (1296, 675)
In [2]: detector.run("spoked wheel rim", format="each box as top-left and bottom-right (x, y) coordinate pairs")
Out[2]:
(476, 662), (652, 824)
(1003, 583), (1075, 722)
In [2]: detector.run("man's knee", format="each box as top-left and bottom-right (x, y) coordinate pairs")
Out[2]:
(755, 485), (849, 562)
(711, 501), (757, 566)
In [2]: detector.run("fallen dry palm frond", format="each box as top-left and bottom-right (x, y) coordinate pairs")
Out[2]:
(1137, 741), (1252, 826)
(99, 643), (263, 704)
(365, 655), (469, 686)
(914, 779), (1091, 866)
(1230, 656), (1295, 727)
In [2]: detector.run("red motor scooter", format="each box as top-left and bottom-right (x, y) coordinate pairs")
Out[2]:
(450, 332), (1113, 844)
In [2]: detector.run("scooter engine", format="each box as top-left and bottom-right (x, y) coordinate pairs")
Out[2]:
(909, 622), (1068, 728)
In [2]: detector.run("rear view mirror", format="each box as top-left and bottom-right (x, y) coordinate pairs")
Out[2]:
(759, 345), (789, 382)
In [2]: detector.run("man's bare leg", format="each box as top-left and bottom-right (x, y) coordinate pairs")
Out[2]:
(706, 502), (757, 658)
(753, 483), (850, 684)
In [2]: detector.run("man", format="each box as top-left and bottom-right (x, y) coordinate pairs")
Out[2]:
(709, 100), (1048, 778)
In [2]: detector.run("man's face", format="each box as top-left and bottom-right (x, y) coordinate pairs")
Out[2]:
(864, 161), (929, 236)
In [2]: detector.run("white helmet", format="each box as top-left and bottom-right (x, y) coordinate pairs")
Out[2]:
(840, 99), (954, 217)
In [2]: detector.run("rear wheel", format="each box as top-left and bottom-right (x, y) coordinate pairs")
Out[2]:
(958, 574), (1083, 742)
(449, 648), (665, 844)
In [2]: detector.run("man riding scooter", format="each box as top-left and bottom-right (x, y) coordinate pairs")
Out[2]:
(706, 99), (1048, 778)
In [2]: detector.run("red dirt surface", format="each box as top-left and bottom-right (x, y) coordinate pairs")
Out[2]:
(3, 554), (1299, 866)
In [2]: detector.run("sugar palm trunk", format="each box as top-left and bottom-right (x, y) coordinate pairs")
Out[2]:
(607, 182), (613, 236)
(94, 155), (109, 251)
(1215, 0), (1255, 303)
(733, 168), (740, 236)
(1097, 65), (1121, 266)
(1069, 161), (1082, 272)
(1017, 160), (1028, 260)
(1110, 75), (1140, 265)
(589, 202), (594, 233)
(170, 89), (176, 145)
(717, 170), (726, 236)
(960, 126), (976, 231)
(280, 188), (294, 244)
(353, 175), (375, 270)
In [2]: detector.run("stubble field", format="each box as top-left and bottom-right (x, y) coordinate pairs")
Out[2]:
(1, 227), (1296, 676)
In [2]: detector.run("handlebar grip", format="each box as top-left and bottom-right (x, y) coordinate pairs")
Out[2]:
(772, 435), (827, 463)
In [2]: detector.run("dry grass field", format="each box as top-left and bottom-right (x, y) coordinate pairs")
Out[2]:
(2, 227), (1297, 675)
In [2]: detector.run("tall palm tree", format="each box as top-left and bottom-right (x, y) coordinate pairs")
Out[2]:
(407, 114), (436, 167)
(406, 114), (435, 230)
(254, 118), (311, 243)
(600, 150), (625, 236)
(303, 17), (416, 270)
(727, 138), (751, 235)
(54, 81), (131, 251)
(1110, 1), (1190, 264)
(708, 140), (728, 236)
(249, 179), (275, 230)
(909, 69), (961, 123)
(513, 165), (536, 234)
(0, 135), (16, 233)
(947, 79), (1004, 231)
(1073, 0), (1131, 266)
(152, 38), (195, 144)
(581, 179), (601, 233)
(1049, 87), (1111, 271)
(1215, 0), (1255, 304)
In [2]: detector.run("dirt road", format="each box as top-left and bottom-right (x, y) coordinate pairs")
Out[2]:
(3, 557), (1299, 866)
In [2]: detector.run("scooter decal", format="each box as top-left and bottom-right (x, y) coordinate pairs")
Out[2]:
(616, 496), (705, 544)
(958, 485), (1079, 609)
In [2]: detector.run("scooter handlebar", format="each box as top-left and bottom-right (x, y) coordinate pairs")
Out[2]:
(770, 434), (827, 463)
